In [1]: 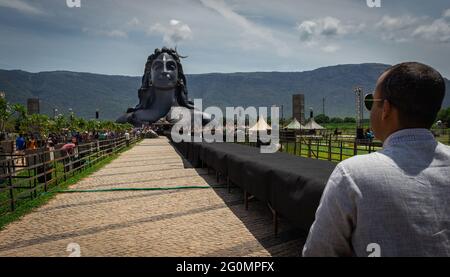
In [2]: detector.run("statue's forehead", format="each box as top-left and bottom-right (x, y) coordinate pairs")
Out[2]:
(154, 53), (175, 62)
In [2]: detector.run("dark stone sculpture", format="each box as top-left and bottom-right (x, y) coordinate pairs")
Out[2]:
(117, 47), (210, 127)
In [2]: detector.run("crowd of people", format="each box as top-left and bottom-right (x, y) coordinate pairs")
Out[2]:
(14, 130), (138, 154)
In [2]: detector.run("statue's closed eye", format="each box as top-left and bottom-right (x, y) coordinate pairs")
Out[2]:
(167, 62), (177, 71)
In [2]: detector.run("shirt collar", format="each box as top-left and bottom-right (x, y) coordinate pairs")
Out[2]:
(383, 128), (435, 148)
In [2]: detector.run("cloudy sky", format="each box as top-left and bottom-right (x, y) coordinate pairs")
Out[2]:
(0, 0), (449, 77)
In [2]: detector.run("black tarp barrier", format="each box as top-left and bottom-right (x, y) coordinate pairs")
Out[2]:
(171, 139), (336, 231)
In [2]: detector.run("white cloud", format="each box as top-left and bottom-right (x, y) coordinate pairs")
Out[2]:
(106, 30), (128, 38)
(444, 9), (450, 18)
(127, 17), (140, 27)
(297, 16), (363, 52)
(149, 19), (193, 46)
(199, 0), (292, 56)
(297, 20), (317, 41)
(376, 15), (420, 31)
(375, 15), (420, 42)
(413, 18), (450, 43)
(321, 44), (340, 53)
(0, 0), (44, 15)
(297, 17), (363, 41)
(82, 28), (128, 38)
(375, 12), (450, 44)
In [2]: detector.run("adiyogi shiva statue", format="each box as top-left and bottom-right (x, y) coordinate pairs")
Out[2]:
(117, 47), (211, 127)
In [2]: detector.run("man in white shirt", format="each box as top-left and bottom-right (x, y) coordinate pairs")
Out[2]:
(303, 62), (450, 257)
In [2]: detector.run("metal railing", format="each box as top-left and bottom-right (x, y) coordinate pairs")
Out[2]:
(0, 136), (140, 215)
(236, 131), (383, 163)
(278, 135), (382, 162)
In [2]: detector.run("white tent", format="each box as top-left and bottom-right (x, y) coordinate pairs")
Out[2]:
(285, 118), (306, 130)
(249, 117), (272, 132)
(303, 118), (325, 130)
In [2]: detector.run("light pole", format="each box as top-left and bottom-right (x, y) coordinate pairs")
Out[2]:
(322, 97), (325, 116)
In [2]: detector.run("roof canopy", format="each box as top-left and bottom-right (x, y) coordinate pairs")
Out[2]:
(249, 117), (272, 131)
(285, 118), (305, 130)
(303, 118), (325, 130)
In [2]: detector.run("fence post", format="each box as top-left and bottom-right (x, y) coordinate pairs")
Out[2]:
(316, 139), (319, 159)
(308, 139), (312, 158)
(340, 141), (343, 161)
(88, 142), (92, 167)
(42, 149), (48, 192)
(299, 137), (302, 157)
(63, 154), (67, 182)
(328, 137), (332, 161)
(33, 155), (37, 195)
(10, 152), (16, 174)
(354, 140), (358, 156)
(7, 160), (15, 211)
(53, 149), (58, 186)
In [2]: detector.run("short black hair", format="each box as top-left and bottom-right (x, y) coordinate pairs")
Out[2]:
(379, 62), (446, 129)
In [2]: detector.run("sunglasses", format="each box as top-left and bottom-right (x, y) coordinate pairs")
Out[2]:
(364, 93), (385, 111)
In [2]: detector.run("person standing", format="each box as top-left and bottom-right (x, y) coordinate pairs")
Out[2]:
(303, 62), (450, 257)
(26, 135), (37, 150)
(124, 131), (130, 147)
(15, 134), (26, 152)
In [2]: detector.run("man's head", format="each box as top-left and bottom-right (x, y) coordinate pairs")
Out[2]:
(370, 62), (446, 142)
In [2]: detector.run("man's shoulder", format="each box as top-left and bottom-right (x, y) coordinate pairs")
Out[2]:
(338, 152), (386, 172)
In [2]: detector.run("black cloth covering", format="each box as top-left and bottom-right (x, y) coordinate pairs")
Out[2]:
(172, 139), (336, 231)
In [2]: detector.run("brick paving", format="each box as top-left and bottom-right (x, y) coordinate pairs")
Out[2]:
(0, 138), (305, 257)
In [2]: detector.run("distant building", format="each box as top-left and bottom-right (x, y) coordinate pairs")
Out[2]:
(27, 98), (40, 115)
(292, 94), (305, 124)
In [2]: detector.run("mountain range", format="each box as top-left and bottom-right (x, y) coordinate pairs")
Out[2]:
(1, 63), (449, 120)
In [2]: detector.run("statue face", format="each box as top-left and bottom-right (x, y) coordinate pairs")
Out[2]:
(151, 53), (178, 89)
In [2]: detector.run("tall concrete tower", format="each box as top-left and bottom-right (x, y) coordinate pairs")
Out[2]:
(292, 94), (305, 124)
(27, 98), (40, 115)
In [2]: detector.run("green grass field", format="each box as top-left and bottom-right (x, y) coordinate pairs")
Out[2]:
(280, 140), (382, 162)
(278, 123), (449, 162)
(319, 123), (450, 145)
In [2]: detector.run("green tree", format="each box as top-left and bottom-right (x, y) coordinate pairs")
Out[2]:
(87, 119), (101, 133)
(330, 117), (344, 124)
(0, 98), (26, 134)
(315, 114), (330, 124)
(19, 114), (52, 138)
(344, 117), (356, 123)
(437, 107), (450, 126)
(53, 115), (69, 134)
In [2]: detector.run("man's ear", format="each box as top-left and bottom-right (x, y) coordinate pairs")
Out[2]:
(381, 100), (392, 121)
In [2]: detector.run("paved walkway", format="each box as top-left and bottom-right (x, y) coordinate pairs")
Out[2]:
(0, 138), (304, 257)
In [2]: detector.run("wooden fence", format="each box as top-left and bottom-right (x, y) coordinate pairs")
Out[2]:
(0, 136), (140, 215)
(238, 131), (383, 163)
(278, 135), (382, 162)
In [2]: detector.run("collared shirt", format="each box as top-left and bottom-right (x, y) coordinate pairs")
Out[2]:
(302, 129), (450, 257)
